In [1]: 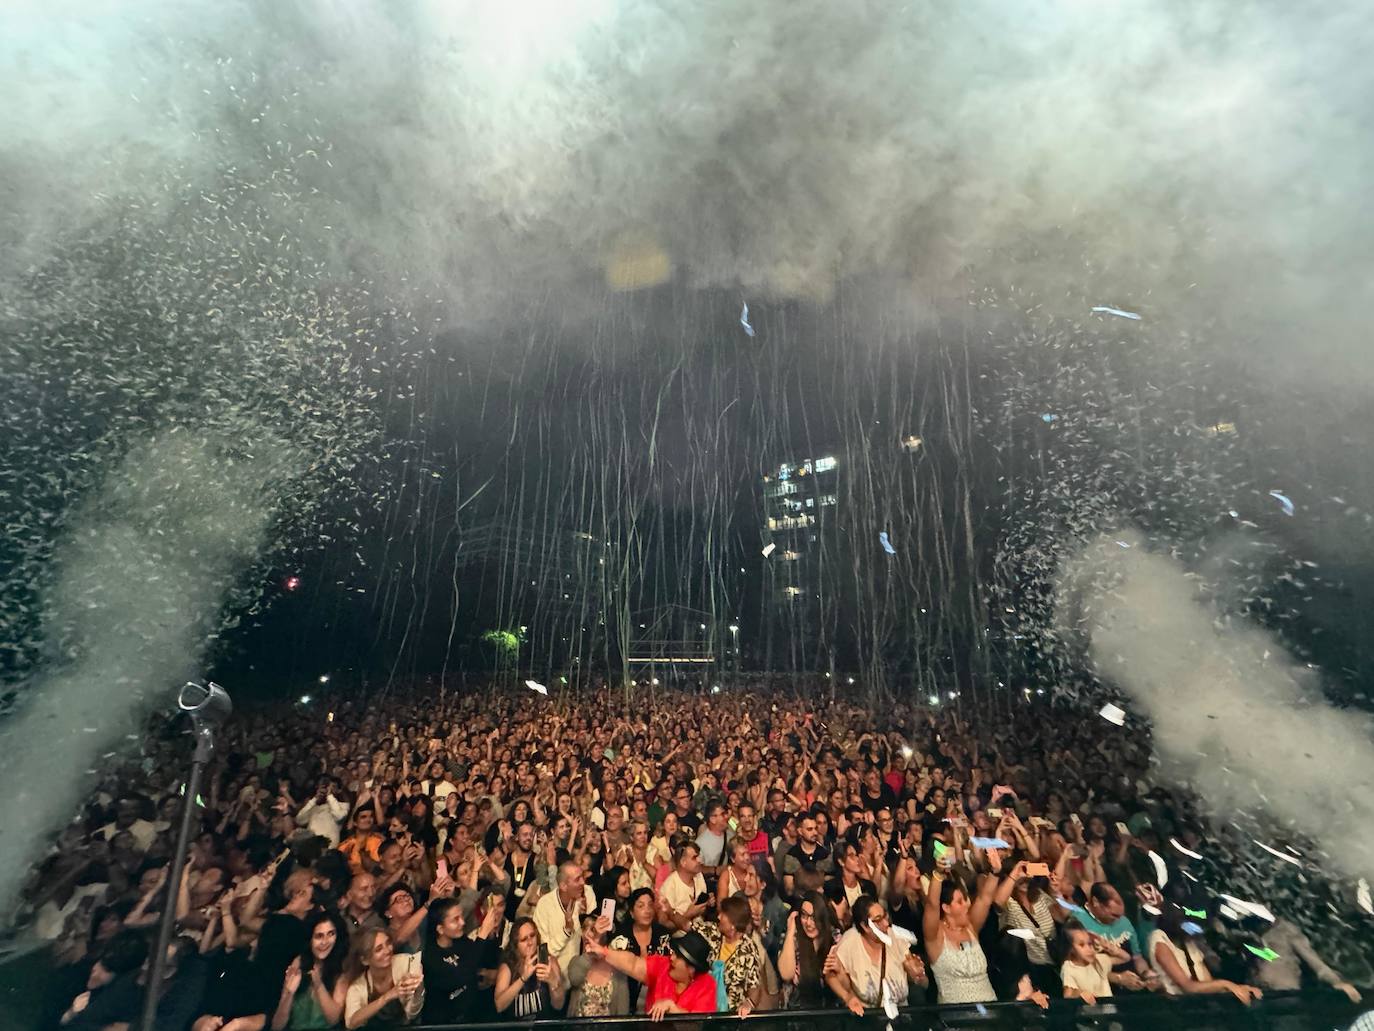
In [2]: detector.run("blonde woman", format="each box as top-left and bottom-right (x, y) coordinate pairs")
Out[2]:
(343, 928), (423, 1028)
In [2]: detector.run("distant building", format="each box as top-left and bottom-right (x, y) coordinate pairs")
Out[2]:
(760, 454), (840, 669)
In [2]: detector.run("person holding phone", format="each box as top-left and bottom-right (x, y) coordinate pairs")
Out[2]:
(532, 861), (597, 972)
(493, 917), (565, 1017)
(568, 914), (631, 1016)
(343, 928), (424, 1028)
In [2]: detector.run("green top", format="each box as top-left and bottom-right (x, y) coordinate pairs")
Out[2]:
(289, 986), (333, 1029)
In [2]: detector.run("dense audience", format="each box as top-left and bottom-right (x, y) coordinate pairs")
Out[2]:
(18, 675), (1366, 1028)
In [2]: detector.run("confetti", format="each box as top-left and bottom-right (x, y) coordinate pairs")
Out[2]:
(879, 531), (896, 555)
(1219, 895), (1276, 924)
(1099, 703), (1126, 726)
(1244, 944), (1280, 962)
(1170, 838), (1203, 860)
(1147, 850), (1169, 887)
(1091, 305), (1142, 320)
(1041, 413), (1058, 423)
(761, 542), (776, 557)
(1007, 927), (1038, 940)
(1253, 840), (1302, 867)
(1182, 906), (1208, 919)
(1181, 921), (1204, 936)
(523, 680), (548, 696)
(1267, 490), (1295, 516)
(881, 979), (898, 1020)
(971, 836), (1011, 850)
(740, 302), (755, 337)
(1054, 897), (1085, 913)
(1358, 879), (1372, 916)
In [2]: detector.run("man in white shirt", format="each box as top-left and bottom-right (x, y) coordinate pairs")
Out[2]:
(659, 843), (710, 930)
(98, 798), (157, 853)
(532, 861), (596, 973)
(296, 779), (350, 846)
(422, 760), (458, 801)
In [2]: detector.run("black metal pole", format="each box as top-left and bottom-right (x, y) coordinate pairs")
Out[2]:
(138, 724), (212, 1031)
(140, 681), (229, 1031)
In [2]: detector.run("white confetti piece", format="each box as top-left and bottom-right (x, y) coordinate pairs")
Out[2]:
(1147, 849), (1169, 887)
(761, 542), (776, 557)
(523, 680), (548, 696)
(1098, 703), (1125, 726)
(1091, 305), (1142, 320)
(740, 302), (755, 337)
(1170, 837), (1203, 860)
(1253, 840), (1302, 867)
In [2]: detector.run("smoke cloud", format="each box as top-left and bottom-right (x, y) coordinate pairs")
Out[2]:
(3, 0), (1372, 381)
(1058, 529), (1374, 882)
(0, 431), (296, 911)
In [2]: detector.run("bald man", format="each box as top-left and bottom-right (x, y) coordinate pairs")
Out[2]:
(532, 861), (597, 975)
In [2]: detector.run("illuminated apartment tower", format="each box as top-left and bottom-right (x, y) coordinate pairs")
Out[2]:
(760, 455), (839, 669)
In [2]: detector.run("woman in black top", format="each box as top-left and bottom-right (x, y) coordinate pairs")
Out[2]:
(777, 891), (839, 1008)
(493, 917), (565, 1018)
(613, 888), (673, 1011)
(421, 896), (505, 1024)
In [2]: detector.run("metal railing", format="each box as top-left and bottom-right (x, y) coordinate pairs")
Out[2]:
(407, 990), (1363, 1031)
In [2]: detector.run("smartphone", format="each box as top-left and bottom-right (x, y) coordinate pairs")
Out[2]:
(987, 807), (1003, 819)
(1026, 862), (1051, 878)
(437, 858), (450, 882)
(600, 897), (617, 924)
(1115, 822), (1130, 836)
(1070, 813), (1083, 828)
(537, 943), (549, 966)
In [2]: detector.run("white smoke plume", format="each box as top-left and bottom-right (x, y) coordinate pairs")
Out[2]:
(2, 0), (1372, 383)
(0, 432), (296, 912)
(1058, 529), (1374, 882)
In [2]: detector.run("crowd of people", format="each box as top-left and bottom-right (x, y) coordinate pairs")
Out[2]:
(18, 675), (1367, 1029)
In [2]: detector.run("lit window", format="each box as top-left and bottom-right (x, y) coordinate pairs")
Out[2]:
(783, 586), (802, 597)
(900, 436), (922, 452)
(815, 456), (837, 472)
(819, 494), (837, 506)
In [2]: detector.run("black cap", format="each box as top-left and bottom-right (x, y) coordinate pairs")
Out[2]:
(668, 930), (712, 974)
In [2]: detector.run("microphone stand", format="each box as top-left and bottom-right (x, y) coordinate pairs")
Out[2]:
(139, 682), (231, 1031)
